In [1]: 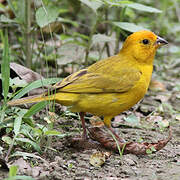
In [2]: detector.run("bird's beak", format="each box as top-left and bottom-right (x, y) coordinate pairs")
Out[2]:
(155, 36), (168, 47)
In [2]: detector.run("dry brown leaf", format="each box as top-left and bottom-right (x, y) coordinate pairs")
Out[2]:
(160, 120), (170, 128)
(42, 22), (63, 34)
(10, 63), (44, 84)
(155, 94), (170, 102)
(89, 152), (106, 167)
(147, 116), (170, 128)
(88, 126), (172, 155)
(149, 79), (166, 92)
(90, 116), (104, 127)
(44, 112), (58, 123)
(11, 158), (32, 174)
(10, 63), (46, 96)
(70, 126), (171, 155)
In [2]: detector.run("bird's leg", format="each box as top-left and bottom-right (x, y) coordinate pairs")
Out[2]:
(79, 112), (88, 139)
(104, 116), (125, 143)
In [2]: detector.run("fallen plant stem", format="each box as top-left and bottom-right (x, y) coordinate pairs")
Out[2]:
(5, 134), (17, 162)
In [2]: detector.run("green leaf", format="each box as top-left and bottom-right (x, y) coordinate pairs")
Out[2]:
(16, 0), (26, 23)
(1, 29), (10, 103)
(79, 0), (103, 13)
(124, 114), (140, 125)
(6, 0), (18, 20)
(146, 148), (152, 154)
(10, 77), (27, 88)
(11, 151), (48, 163)
(0, 119), (14, 128)
(57, 44), (86, 65)
(150, 146), (157, 152)
(100, 0), (132, 7)
(23, 101), (49, 118)
(112, 22), (147, 32)
(0, 15), (16, 23)
(12, 78), (61, 100)
(9, 165), (18, 177)
(73, 32), (89, 40)
(44, 130), (61, 136)
(125, 3), (162, 13)
(15, 138), (41, 153)
(22, 117), (34, 128)
(36, 6), (60, 27)
(57, 17), (78, 27)
(14, 109), (27, 135)
(6, 0), (26, 24)
(0, 146), (3, 154)
(44, 130), (68, 138)
(2, 136), (13, 145)
(91, 34), (115, 46)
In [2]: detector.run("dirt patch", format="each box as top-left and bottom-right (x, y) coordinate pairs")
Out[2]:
(1, 116), (179, 180)
(44, 123), (179, 180)
(1, 62), (180, 180)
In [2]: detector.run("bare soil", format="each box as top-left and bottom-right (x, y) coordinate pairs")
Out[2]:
(0, 61), (180, 180)
(0, 106), (179, 180)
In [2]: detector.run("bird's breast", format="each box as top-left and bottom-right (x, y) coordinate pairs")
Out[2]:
(70, 64), (153, 117)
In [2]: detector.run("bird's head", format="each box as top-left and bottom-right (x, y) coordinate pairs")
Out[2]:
(120, 30), (168, 64)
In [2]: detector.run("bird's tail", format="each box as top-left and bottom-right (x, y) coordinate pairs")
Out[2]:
(7, 94), (54, 106)
(7, 92), (78, 106)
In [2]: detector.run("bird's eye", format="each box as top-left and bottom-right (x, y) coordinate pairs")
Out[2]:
(142, 39), (149, 44)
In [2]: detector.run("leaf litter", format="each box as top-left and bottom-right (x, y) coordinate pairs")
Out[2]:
(0, 59), (180, 179)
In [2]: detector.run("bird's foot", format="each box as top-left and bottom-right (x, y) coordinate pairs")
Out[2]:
(82, 131), (88, 140)
(80, 112), (89, 140)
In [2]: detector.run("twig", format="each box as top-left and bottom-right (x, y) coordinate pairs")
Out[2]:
(5, 135), (17, 162)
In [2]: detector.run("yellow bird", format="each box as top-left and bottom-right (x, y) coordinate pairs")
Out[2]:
(8, 30), (168, 141)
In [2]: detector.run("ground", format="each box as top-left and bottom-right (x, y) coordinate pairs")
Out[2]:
(0, 55), (180, 180)
(0, 97), (179, 179)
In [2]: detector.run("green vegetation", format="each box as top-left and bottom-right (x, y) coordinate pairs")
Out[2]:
(0, 0), (179, 179)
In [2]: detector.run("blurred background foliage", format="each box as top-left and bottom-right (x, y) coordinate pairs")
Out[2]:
(0, 0), (179, 166)
(0, 0), (179, 78)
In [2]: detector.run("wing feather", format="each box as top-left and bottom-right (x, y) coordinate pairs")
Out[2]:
(53, 68), (141, 93)
(50, 56), (142, 94)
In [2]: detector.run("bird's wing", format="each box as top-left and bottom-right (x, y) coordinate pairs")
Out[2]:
(52, 67), (142, 93)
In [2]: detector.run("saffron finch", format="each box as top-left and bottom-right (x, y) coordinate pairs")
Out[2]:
(8, 30), (168, 141)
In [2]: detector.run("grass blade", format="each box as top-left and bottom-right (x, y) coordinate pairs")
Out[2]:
(23, 101), (49, 118)
(15, 138), (41, 153)
(1, 29), (10, 103)
(12, 78), (61, 100)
